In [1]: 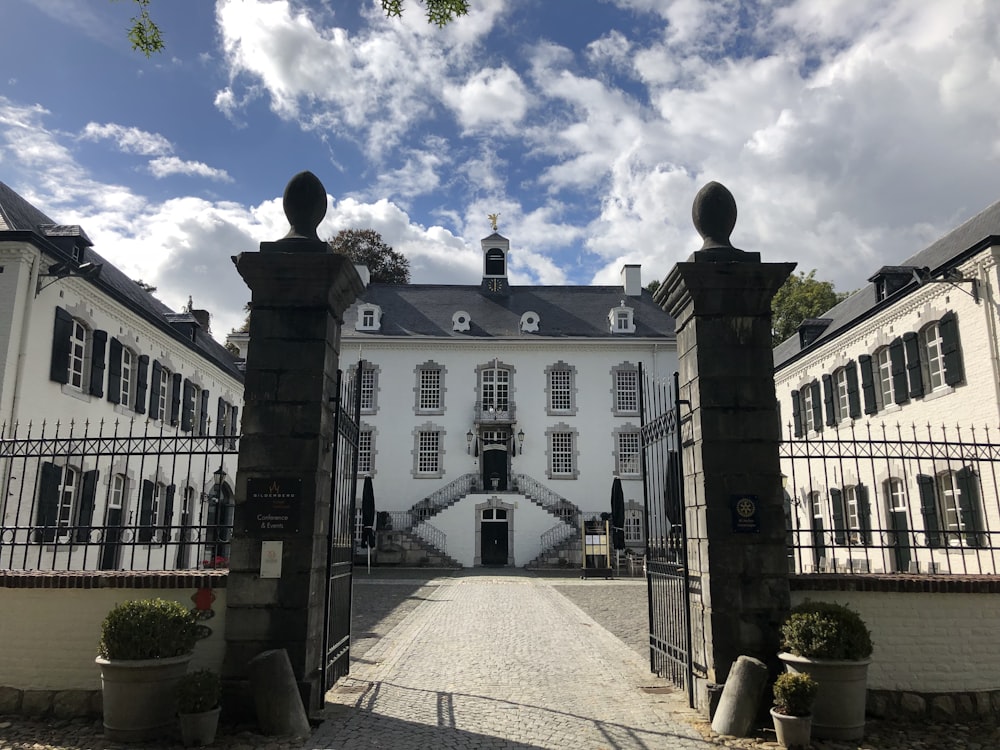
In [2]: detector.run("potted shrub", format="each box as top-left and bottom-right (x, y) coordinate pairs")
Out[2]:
(96, 598), (199, 741)
(771, 672), (818, 749)
(177, 669), (222, 747)
(779, 600), (873, 741)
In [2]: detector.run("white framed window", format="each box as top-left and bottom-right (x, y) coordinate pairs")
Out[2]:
(803, 383), (817, 432)
(190, 383), (204, 435)
(921, 323), (945, 391)
(625, 509), (643, 543)
(547, 368), (573, 413)
(613, 366), (639, 415)
(56, 466), (78, 537)
(119, 347), (135, 409)
(68, 320), (88, 390)
(937, 471), (963, 539)
(416, 431), (441, 475)
(362, 309), (375, 327)
(359, 366), (378, 414)
(616, 430), (641, 476)
(480, 367), (510, 412)
(609, 303), (635, 333)
(844, 485), (860, 543)
(107, 474), (126, 519)
(876, 347), (893, 408)
(809, 491), (822, 521)
(358, 429), (373, 475)
(151, 482), (164, 528)
(834, 368), (850, 421)
(153, 367), (171, 421)
(417, 367), (443, 412)
(356, 304), (382, 331)
(546, 427), (578, 479)
(885, 478), (905, 511)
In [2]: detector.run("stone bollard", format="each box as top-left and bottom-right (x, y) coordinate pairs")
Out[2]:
(247, 649), (312, 738)
(710, 655), (769, 737)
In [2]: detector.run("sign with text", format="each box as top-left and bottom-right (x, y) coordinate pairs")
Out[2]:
(244, 478), (302, 536)
(730, 494), (760, 533)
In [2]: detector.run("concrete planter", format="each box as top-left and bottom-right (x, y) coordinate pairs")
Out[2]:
(770, 707), (812, 749)
(179, 706), (221, 747)
(779, 652), (871, 741)
(96, 653), (192, 741)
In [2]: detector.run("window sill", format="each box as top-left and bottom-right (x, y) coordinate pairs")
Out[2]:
(922, 385), (955, 402)
(60, 385), (92, 402)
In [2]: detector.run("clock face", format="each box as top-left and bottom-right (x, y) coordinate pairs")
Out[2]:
(488, 278), (503, 292)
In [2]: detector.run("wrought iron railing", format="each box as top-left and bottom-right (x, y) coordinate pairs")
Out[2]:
(474, 400), (516, 424)
(540, 522), (576, 550)
(410, 473), (477, 522)
(0, 419), (238, 571)
(413, 521), (446, 554)
(782, 421), (1000, 575)
(512, 473), (579, 524)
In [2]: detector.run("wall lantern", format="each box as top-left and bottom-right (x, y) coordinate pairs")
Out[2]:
(466, 430), (474, 454)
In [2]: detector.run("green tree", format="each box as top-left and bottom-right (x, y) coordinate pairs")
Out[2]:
(328, 229), (411, 284)
(124, 0), (469, 57)
(645, 279), (661, 294)
(771, 270), (848, 346)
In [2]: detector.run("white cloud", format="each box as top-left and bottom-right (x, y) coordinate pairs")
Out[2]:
(148, 156), (233, 182)
(81, 122), (173, 156)
(442, 66), (530, 134)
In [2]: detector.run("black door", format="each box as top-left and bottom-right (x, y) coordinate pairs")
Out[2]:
(482, 448), (508, 491)
(99, 508), (123, 570)
(482, 521), (508, 565)
(811, 518), (825, 570)
(889, 511), (911, 572)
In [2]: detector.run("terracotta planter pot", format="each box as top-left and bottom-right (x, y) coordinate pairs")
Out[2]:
(770, 707), (812, 749)
(179, 706), (221, 747)
(779, 652), (870, 741)
(96, 653), (192, 742)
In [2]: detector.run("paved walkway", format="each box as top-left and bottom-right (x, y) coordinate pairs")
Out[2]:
(312, 573), (714, 750)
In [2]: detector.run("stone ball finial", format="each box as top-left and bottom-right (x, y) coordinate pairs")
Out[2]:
(692, 181), (737, 251)
(282, 171), (327, 241)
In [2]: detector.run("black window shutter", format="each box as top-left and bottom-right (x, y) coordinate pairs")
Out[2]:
(134, 355), (149, 415)
(822, 374), (836, 426)
(809, 381), (822, 431)
(199, 390), (210, 436)
(830, 489), (846, 545)
(50, 307), (73, 384)
(955, 467), (983, 548)
(229, 405), (239, 448)
(889, 338), (908, 404)
(35, 462), (62, 543)
(856, 484), (872, 546)
(163, 484), (176, 539)
(940, 312), (964, 386)
(170, 373), (182, 425)
(903, 332), (924, 398)
(75, 469), (99, 543)
(858, 354), (877, 415)
(181, 379), (195, 432)
(107, 338), (122, 404)
(138, 480), (154, 543)
(916, 474), (941, 547)
(846, 361), (861, 418)
(149, 360), (162, 417)
(216, 397), (227, 445)
(791, 391), (802, 438)
(89, 330), (107, 397)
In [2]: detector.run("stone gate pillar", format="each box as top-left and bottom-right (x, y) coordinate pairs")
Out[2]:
(225, 172), (364, 714)
(656, 182), (794, 713)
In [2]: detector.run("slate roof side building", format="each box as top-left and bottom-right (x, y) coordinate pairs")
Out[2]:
(0, 181), (241, 379)
(344, 284), (676, 339)
(774, 199), (1000, 367)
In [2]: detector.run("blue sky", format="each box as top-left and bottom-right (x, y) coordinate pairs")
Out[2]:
(3, 0), (1000, 339)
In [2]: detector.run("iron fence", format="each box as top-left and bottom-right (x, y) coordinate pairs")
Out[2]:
(782, 421), (1000, 575)
(0, 419), (238, 571)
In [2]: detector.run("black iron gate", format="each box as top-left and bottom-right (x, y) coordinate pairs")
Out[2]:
(322, 361), (363, 692)
(639, 366), (695, 706)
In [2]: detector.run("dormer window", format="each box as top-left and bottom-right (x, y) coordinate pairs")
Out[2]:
(485, 247), (506, 276)
(356, 304), (382, 332)
(610, 301), (635, 334)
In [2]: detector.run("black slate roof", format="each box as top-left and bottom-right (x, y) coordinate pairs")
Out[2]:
(0, 182), (243, 381)
(774, 199), (1000, 369)
(343, 283), (676, 339)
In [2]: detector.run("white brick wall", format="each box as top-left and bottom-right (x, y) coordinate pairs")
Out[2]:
(790, 589), (1000, 693)
(0, 587), (226, 691)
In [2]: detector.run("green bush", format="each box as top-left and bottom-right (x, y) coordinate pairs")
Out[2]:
(773, 672), (818, 716)
(98, 598), (198, 660)
(780, 600), (873, 660)
(176, 669), (221, 714)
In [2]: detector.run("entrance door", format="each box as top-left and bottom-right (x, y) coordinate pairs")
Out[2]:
(481, 431), (509, 491)
(886, 478), (910, 572)
(481, 508), (508, 566)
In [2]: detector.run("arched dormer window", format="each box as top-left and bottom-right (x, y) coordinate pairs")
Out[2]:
(609, 301), (635, 334)
(485, 247), (506, 276)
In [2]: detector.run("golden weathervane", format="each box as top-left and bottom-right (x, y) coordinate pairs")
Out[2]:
(488, 213), (500, 232)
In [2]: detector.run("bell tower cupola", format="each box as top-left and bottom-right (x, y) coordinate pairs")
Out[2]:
(481, 213), (510, 296)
